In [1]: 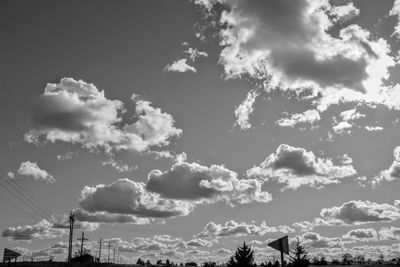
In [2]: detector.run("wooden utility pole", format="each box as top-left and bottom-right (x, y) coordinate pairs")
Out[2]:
(98, 238), (102, 262)
(107, 242), (111, 263)
(67, 212), (74, 262)
(77, 232), (88, 256)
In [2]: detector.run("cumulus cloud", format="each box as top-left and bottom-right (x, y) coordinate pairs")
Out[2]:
(276, 109), (321, 128)
(234, 89), (260, 130)
(73, 208), (151, 224)
(320, 200), (400, 225)
(194, 0), (398, 118)
(329, 2), (360, 24)
(373, 146), (400, 185)
(184, 47), (208, 61)
(147, 160), (271, 205)
(390, 0), (400, 39)
(247, 144), (356, 190)
(16, 161), (55, 183)
(164, 59), (197, 73)
(2, 220), (66, 241)
(342, 228), (378, 242)
(196, 220), (294, 238)
(379, 226), (400, 240)
(24, 78), (181, 154)
(340, 108), (365, 121)
(102, 158), (134, 173)
(79, 178), (193, 219)
(299, 232), (343, 248)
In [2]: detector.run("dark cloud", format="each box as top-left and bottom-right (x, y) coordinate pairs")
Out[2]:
(79, 178), (193, 219)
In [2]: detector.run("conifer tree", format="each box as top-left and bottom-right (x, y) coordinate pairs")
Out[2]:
(227, 242), (255, 267)
(290, 239), (309, 267)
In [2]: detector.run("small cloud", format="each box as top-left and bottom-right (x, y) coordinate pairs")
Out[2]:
(276, 109), (320, 128)
(164, 59), (197, 73)
(17, 161), (55, 183)
(102, 158), (134, 173)
(342, 228), (378, 242)
(247, 144), (356, 190)
(234, 89), (260, 130)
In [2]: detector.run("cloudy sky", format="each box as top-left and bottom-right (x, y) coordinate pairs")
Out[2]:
(1, 0), (400, 264)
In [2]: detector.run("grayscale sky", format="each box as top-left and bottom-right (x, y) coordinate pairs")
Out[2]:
(1, 0), (400, 264)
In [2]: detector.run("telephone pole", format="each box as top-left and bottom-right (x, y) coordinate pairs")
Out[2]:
(67, 211), (74, 262)
(77, 232), (88, 256)
(98, 238), (102, 262)
(107, 242), (111, 263)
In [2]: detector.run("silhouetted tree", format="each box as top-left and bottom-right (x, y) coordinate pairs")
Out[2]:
(354, 255), (365, 264)
(166, 259), (172, 267)
(137, 258), (146, 265)
(331, 259), (339, 265)
(227, 256), (236, 267)
(289, 239), (309, 267)
(342, 253), (353, 265)
(312, 256), (327, 266)
(203, 261), (216, 267)
(236, 242), (256, 267)
(157, 259), (163, 265)
(185, 262), (198, 266)
(379, 254), (385, 263)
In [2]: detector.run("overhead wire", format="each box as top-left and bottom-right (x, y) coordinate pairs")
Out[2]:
(0, 168), (54, 222)
(0, 168), (54, 219)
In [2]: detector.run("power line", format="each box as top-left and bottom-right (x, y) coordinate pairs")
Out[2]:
(0, 194), (41, 222)
(0, 168), (53, 220)
(0, 180), (43, 222)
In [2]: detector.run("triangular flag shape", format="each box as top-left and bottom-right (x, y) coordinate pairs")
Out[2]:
(3, 248), (21, 262)
(268, 235), (289, 255)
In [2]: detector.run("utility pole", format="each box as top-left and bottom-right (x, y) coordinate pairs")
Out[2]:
(98, 238), (102, 262)
(67, 211), (74, 262)
(77, 232), (88, 256)
(113, 247), (116, 263)
(107, 242), (111, 263)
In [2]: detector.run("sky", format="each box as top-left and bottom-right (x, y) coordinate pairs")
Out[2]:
(1, 0), (400, 264)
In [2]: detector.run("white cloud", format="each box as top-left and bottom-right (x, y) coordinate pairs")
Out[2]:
(24, 78), (182, 154)
(56, 151), (78, 161)
(147, 160), (271, 205)
(332, 121), (353, 135)
(373, 146), (400, 185)
(247, 144), (356, 190)
(379, 226), (400, 240)
(79, 178), (193, 219)
(329, 2), (360, 24)
(390, 0), (400, 39)
(342, 228), (378, 242)
(2, 220), (66, 241)
(74, 208), (151, 224)
(234, 89), (260, 130)
(320, 200), (400, 225)
(164, 59), (197, 73)
(184, 47), (208, 61)
(196, 220), (294, 238)
(365, 126), (383, 132)
(276, 109), (321, 128)
(102, 158), (134, 173)
(340, 108), (365, 121)
(17, 161), (55, 183)
(195, 0), (398, 115)
(299, 232), (344, 248)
